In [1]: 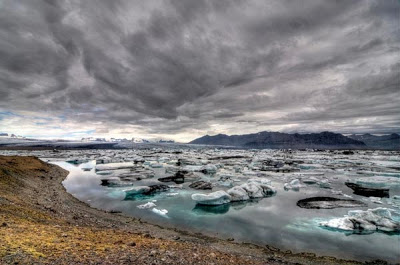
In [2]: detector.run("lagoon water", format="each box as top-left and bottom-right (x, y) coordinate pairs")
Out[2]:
(1, 148), (399, 262)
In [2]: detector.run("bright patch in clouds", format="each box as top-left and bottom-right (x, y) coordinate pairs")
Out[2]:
(0, 0), (399, 141)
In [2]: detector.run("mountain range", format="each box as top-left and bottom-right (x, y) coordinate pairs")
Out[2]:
(189, 131), (400, 150)
(347, 133), (400, 150)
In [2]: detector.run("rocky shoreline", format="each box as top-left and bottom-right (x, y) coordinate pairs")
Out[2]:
(0, 156), (391, 264)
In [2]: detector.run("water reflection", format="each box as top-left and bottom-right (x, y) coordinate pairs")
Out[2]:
(192, 204), (230, 215)
(39, 155), (400, 264)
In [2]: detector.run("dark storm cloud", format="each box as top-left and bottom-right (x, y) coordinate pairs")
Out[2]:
(0, 0), (399, 139)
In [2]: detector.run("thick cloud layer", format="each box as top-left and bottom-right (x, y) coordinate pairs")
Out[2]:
(0, 0), (399, 141)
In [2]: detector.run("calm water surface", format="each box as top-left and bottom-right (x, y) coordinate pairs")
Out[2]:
(55, 160), (400, 263)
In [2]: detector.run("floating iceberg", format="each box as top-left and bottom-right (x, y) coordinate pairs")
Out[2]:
(345, 176), (400, 198)
(192, 190), (231, 205)
(66, 159), (88, 165)
(241, 182), (267, 198)
(227, 186), (249, 202)
(100, 178), (135, 187)
(124, 185), (170, 200)
(284, 179), (301, 191)
(133, 156), (145, 163)
(320, 208), (400, 233)
(137, 202), (156, 209)
(96, 162), (135, 171)
(318, 179), (331, 189)
(247, 178), (272, 185)
(152, 208), (168, 217)
(124, 186), (151, 195)
(346, 176), (400, 189)
(227, 181), (276, 202)
(200, 164), (218, 174)
(189, 181), (212, 190)
(302, 177), (319, 184)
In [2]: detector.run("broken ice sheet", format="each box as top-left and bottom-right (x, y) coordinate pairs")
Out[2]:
(320, 208), (400, 234)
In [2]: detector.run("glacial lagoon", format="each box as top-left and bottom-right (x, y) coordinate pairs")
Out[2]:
(2, 148), (399, 263)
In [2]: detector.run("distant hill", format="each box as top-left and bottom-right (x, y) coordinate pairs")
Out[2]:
(189, 131), (366, 149)
(347, 133), (400, 150)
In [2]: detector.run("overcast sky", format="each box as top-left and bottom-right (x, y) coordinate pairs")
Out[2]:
(0, 0), (399, 141)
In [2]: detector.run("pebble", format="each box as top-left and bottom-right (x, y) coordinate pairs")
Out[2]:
(127, 242), (136, 247)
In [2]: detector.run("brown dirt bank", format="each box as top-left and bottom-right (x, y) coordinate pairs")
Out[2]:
(0, 156), (390, 265)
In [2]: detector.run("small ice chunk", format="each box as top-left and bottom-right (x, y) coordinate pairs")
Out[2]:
(284, 179), (301, 191)
(152, 208), (168, 216)
(96, 162), (135, 171)
(248, 178), (272, 185)
(319, 179), (331, 189)
(370, 197), (383, 204)
(200, 164), (218, 174)
(169, 184), (183, 189)
(331, 190), (343, 195)
(133, 156), (145, 163)
(303, 177), (319, 184)
(137, 202), (156, 209)
(124, 186), (151, 195)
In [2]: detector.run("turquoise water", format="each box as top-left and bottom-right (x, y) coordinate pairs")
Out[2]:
(54, 154), (400, 263)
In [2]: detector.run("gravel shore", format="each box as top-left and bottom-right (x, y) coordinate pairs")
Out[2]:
(0, 156), (389, 265)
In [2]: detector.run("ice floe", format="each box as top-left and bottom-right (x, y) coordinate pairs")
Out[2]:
(320, 208), (400, 233)
(152, 208), (168, 217)
(137, 202), (156, 209)
(192, 190), (231, 205)
(284, 179), (302, 191)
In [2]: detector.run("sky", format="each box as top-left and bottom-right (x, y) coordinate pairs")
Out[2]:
(0, 0), (399, 142)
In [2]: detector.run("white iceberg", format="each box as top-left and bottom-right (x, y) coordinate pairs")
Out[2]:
(284, 179), (301, 191)
(302, 177), (319, 184)
(152, 208), (168, 217)
(318, 179), (331, 189)
(247, 178), (272, 185)
(227, 186), (250, 202)
(369, 197), (383, 204)
(227, 181), (276, 201)
(192, 190), (231, 205)
(124, 186), (151, 195)
(150, 163), (163, 168)
(96, 162), (135, 171)
(320, 208), (400, 232)
(347, 176), (400, 189)
(137, 202), (156, 209)
(240, 182), (266, 198)
(200, 164), (218, 174)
